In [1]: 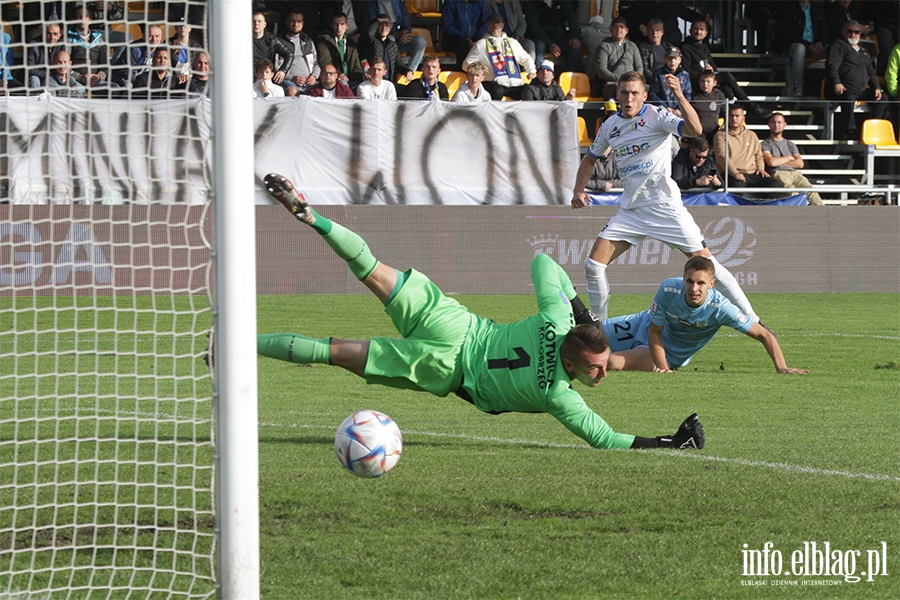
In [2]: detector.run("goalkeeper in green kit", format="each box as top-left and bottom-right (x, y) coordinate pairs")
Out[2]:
(257, 174), (704, 450)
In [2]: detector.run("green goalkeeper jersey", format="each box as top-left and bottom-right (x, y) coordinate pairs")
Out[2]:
(458, 254), (635, 450)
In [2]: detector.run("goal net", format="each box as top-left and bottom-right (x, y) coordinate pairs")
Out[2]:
(0, 2), (257, 597)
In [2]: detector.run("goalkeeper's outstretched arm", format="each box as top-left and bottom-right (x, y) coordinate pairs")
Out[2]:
(630, 413), (705, 449)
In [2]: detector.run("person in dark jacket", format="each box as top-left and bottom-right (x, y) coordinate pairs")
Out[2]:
(671, 137), (721, 190)
(524, 0), (583, 72)
(317, 12), (365, 88)
(399, 55), (448, 100)
(252, 8), (293, 84)
(825, 20), (888, 139)
(441, 0), (489, 70)
(680, 19), (770, 120)
(26, 22), (64, 88)
(522, 60), (574, 101)
(777, 0), (828, 96)
(364, 14), (412, 84)
(278, 9), (321, 96)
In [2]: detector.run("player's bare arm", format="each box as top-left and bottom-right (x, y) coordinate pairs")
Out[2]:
(746, 322), (809, 374)
(571, 153), (599, 208)
(647, 323), (673, 373)
(666, 74), (701, 138)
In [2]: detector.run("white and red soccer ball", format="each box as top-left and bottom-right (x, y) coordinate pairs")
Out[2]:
(334, 410), (402, 478)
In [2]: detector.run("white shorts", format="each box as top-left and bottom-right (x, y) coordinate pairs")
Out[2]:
(598, 202), (706, 252)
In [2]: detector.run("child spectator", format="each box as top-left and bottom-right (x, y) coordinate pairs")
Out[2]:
(649, 47), (691, 115)
(253, 59), (285, 99)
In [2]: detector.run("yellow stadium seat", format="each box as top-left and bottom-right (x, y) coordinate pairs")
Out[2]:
(411, 27), (449, 58)
(861, 119), (900, 149)
(577, 116), (591, 147)
(439, 71), (466, 97)
(558, 71), (601, 102)
(407, 0), (441, 19)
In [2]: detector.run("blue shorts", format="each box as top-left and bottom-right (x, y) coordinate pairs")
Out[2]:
(602, 311), (651, 353)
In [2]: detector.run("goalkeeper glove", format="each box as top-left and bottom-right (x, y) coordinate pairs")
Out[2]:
(571, 296), (601, 328)
(658, 413), (704, 449)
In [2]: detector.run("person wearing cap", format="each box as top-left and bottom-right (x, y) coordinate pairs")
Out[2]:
(463, 12), (536, 101)
(596, 17), (643, 99)
(521, 60), (576, 101)
(648, 47), (691, 116)
(825, 19), (888, 140)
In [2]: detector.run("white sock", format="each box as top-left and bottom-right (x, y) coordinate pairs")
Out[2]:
(583, 257), (609, 320)
(709, 255), (759, 322)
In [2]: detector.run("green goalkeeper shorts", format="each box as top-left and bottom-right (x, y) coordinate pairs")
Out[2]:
(365, 269), (473, 397)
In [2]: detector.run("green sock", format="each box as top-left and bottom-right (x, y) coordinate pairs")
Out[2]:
(315, 217), (378, 281)
(257, 333), (331, 364)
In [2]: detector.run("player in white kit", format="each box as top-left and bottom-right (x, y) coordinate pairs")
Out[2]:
(570, 71), (759, 325)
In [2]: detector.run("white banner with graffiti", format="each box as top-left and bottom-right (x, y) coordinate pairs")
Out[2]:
(1, 96), (212, 204)
(252, 97), (580, 206)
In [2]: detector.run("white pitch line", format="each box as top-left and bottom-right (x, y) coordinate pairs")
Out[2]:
(259, 421), (900, 483)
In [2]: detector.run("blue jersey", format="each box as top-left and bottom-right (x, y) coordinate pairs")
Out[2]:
(602, 278), (755, 368)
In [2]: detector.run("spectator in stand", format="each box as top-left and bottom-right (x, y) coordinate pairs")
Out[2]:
(585, 148), (621, 192)
(67, 5), (117, 93)
(638, 18), (673, 84)
(777, 0), (827, 97)
(485, 0), (537, 63)
(621, 0), (710, 46)
(743, 0), (780, 53)
(761, 113), (824, 206)
(649, 47), (691, 115)
(317, 12), (365, 89)
(45, 49), (86, 98)
(172, 51), (211, 97)
(824, 0), (864, 45)
(364, 13), (412, 84)
(278, 9), (320, 96)
(522, 59), (576, 101)
(714, 104), (784, 193)
(133, 46), (183, 99)
(681, 19), (770, 120)
(671, 137), (721, 190)
(442, 0), (489, 71)
(168, 16), (202, 71)
(596, 17), (643, 99)
(111, 23), (163, 87)
(252, 58), (286, 99)
(356, 57), (397, 99)
(524, 0), (583, 72)
(400, 55), (448, 100)
(309, 63), (356, 98)
(252, 8), (293, 84)
(464, 12), (535, 101)
(363, 0), (426, 73)
(26, 22), (64, 88)
(690, 71), (727, 145)
(451, 61), (491, 103)
(574, 0), (613, 89)
(826, 20), (888, 140)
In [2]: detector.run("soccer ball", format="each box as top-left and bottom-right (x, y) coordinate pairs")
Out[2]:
(334, 410), (403, 478)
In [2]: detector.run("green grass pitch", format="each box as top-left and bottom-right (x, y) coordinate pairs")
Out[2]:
(257, 292), (899, 599)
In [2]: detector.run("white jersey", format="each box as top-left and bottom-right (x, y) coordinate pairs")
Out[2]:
(357, 79), (398, 100)
(588, 104), (683, 209)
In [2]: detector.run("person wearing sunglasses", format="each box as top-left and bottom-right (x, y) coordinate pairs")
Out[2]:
(671, 137), (721, 190)
(825, 19), (888, 140)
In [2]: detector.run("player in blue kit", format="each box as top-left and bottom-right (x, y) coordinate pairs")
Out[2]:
(602, 257), (809, 374)
(571, 71), (760, 328)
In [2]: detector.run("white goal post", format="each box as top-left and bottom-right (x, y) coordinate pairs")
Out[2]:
(0, 1), (259, 598)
